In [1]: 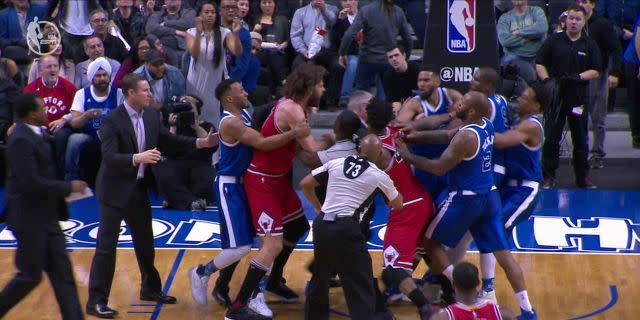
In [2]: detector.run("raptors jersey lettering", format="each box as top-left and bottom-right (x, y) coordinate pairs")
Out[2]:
(250, 97), (300, 174)
(445, 301), (502, 320)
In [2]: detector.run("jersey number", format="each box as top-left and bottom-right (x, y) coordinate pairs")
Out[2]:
(343, 156), (369, 179)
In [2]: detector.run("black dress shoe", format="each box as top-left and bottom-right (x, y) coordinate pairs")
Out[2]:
(86, 303), (118, 319)
(140, 291), (177, 304)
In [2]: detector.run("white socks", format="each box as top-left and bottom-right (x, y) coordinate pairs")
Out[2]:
(516, 290), (533, 312)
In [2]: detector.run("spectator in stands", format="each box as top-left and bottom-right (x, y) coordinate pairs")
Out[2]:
(331, 0), (374, 107)
(237, 0), (251, 29)
(141, 0), (156, 17)
(113, 37), (150, 88)
(185, 2), (242, 126)
(221, 0), (253, 88)
(497, 0), (548, 66)
(81, 9), (129, 62)
(134, 49), (187, 107)
(27, 39), (75, 83)
(112, 0), (148, 46)
(596, 0), (640, 39)
(0, 0), (47, 65)
(338, 0), (413, 101)
(157, 95), (215, 211)
(23, 54), (77, 178)
(555, 11), (568, 33)
(578, 0), (623, 169)
(536, 4), (601, 189)
(623, 10), (640, 149)
(75, 36), (121, 89)
(0, 54), (19, 140)
(67, 57), (124, 181)
(146, 0), (196, 67)
(249, 32), (270, 105)
(253, 0), (290, 94)
(383, 45), (419, 113)
(46, 0), (114, 63)
(0, 51), (21, 87)
(347, 89), (373, 136)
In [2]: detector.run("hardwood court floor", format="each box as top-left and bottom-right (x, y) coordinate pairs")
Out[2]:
(0, 249), (638, 320)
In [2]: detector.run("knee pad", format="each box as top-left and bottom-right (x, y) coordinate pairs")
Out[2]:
(381, 265), (411, 287)
(283, 216), (310, 243)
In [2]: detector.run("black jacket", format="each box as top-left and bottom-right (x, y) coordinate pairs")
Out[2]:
(4, 122), (71, 231)
(586, 13), (623, 76)
(95, 105), (196, 209)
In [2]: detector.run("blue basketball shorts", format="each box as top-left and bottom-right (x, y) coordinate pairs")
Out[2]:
(214, 175), (255, 249)
(500, 179), (540, 232)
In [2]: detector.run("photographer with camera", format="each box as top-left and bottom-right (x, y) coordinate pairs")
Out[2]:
(134, 49), (187, 109)
(155, 95), (216, 211)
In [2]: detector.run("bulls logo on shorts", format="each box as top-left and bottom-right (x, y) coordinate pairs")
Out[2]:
(383, 245), (400, 267)
(258, 212), (274, 233)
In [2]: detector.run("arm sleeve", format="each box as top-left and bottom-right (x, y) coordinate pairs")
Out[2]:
(398, 12), (413, 57)
(99, 115), (136, 169)
(518, 7), (548, 39)
(229, 30), (252, 82)
(535, 37), (552, 67)
(290, 9), (307, 54)
(7, 136), (71, 195)
(497, 13), (524, 49)
(70, 89), (85, 112)
(604, 20), (624, 76)
(146, 12), (180, 37)
(163, 9), (196, 31)
(322, 5), (338, 28)
(588, 40), (603, 71)
(311, 162), (330, 185)
(376, 172), (399, 202)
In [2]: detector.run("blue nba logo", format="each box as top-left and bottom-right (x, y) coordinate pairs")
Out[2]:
(447, 0), (476, 53)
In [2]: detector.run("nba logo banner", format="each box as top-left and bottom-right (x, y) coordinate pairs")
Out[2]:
(447, 0), (476, 53)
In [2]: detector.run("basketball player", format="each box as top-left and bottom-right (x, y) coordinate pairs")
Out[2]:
(395, 65), (462, 205)
(396, 92), (537, 320)
(366, 99), (434, 319)
(188, 79), (310, 317)
(225, 63), (330, 320)
(473, 82), (550, 303)
(431, 262), (511, 320)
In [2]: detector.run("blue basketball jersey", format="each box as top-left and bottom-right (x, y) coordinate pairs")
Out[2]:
(488, 94), (509, 170)
(504, 116), (543, 182)
(410, 87), (452, 159)
(217, 110), (253, 176)
(83, 86), (118, 136)
(448, 118), (495, 193)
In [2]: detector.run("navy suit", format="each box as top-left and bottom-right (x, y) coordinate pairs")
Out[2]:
(0, 122), (83, 319)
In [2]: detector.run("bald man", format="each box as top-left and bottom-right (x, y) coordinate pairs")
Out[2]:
(301, 134), (403, 320)
(396, 92), (538, 320)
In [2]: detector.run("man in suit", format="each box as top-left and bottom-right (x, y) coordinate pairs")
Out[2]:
(0, 93), (88, 319)
(86, 73), (219, 318)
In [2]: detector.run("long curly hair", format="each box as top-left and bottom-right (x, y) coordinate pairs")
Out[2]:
(281, 62), (327, 103)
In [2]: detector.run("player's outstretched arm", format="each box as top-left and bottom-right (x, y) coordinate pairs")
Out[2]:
(396, 131), (472, 176)
(285, 102), (327, 152)
(225, 116), (310, 151)
(494, 120), (539, 149)
(394, 97), (423, 124)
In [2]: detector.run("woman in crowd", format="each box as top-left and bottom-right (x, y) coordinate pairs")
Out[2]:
(252, 0), (290, 94)
(185, 2), (242, 127)
(113, 37), (151, 88)
(27, 39), (75, 83)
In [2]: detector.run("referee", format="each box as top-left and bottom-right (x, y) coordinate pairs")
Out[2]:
(300, 134), (403, 320)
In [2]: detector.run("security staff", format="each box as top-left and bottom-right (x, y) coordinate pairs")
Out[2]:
(535, 4), (601, 189)
(300, 134), (403, 320)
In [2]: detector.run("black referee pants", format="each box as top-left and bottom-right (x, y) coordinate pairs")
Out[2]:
(543, 102), (590, 183)
(304, 214), (375, 320)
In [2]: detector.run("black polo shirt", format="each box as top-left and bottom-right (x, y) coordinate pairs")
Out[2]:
(536, 32), (601, 106)
(383, 61), (420, 103)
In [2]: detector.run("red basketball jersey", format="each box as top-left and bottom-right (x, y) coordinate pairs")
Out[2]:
(379, 126), (432, 203)
(445, 301), (502, 320)
(250, 98), (301, 175)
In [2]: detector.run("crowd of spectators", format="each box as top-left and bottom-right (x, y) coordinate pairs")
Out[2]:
(0, 0), (639, 201)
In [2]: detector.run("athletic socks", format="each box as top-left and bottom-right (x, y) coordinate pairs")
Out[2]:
(482, 278), (495, 292)
(267, 245), (294, 288)
(202, 260), (218, 276)
(442, 265), (454, 283)
(215, 261), (239, 291)
(231, 259), (269, 308)
(408, 288), (428, 309)
(516, 290), (533, 312)
(480, 253), (496, 292)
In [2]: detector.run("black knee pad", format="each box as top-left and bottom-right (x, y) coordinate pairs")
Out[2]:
(381, 265), (411, 287)
(283, 215), (310, 243)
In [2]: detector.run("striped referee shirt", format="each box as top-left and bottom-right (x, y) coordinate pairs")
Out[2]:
(312, 155), (399, 219)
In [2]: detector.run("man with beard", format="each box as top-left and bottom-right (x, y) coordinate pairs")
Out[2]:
(396, 91), (538, 320)
(225, 63), (330, 320)
(134, 49), (186, 108)
(395, 65), (462, 205)
(75, 36), (121, 89)
(67, 57), (124, 181)
(23, 55), (78, 178)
